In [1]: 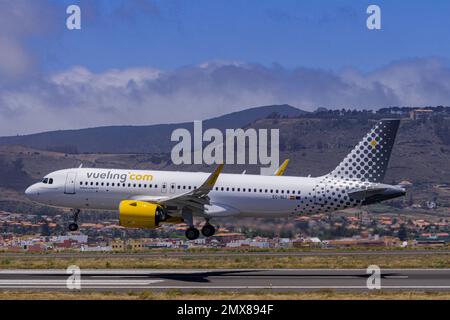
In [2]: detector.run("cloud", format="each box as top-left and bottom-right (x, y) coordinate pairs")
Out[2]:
(0, 57), (449, 136)
(0, 0), (56, 80)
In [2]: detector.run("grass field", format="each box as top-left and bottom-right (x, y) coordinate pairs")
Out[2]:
(0, 253), (448, 269)
(0, 290), (449, 300)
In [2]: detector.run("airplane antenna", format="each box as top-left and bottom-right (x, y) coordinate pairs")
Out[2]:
(79, 163), (83, 168)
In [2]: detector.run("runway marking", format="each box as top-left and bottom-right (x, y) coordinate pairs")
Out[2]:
(1, 268), (449, 273)
(0, 285), (449, 290)
(0, 280), (164, 285)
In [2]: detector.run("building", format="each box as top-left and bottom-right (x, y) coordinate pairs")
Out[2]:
(111, 240), (125, 251)
(416, 233), (449, 246)
(110, 239), (145, 251)
(410, 109), (433, 120)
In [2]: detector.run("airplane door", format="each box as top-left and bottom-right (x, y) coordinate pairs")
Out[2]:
(161, 182), (167, 193)
(170, 183), (176, 194)
(64, 172), (77, 194)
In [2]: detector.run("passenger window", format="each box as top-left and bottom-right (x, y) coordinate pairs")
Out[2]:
(101, 182), (104, 186)
(232, 188), (235, 192)
(90, 182), (93, 186)
(144, 184), (147, 188)
(287, 190), (290, 194)
(221, 187), (224, 191)
(138, 184), (141, 188)
(80, 182), (83, 185)
(96, 182), (99, 186)
(243, 188), (246, 192)
(237, 188), (240, 192)
(85, 182), (88, 185)
(297, 191), (301, 194)
(226, 187), (229, 191)
(106, 183), (109, 186)
(155, 184), (158, 188)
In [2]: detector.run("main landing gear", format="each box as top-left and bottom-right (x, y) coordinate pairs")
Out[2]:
(184, 224), (216, 240)
(201, 223), (216, 237)
(185, 227), (200, 240)
(182, 210), (216, 240)
(68, 209), (80, 232)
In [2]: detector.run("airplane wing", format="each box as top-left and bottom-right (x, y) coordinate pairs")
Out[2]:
(274, 159), (289, 176)
(129, 164), (224, 214)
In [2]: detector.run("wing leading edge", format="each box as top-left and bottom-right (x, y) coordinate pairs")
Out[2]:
(130, 164), (225, 214)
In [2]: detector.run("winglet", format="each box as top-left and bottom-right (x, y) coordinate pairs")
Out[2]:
(274, 159), (289, 176)
(206, 163), (224, 186)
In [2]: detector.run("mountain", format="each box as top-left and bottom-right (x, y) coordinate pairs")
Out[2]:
(0, 104), (306, 154)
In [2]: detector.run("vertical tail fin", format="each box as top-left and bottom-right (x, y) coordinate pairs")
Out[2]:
(329, 119), (400, 183)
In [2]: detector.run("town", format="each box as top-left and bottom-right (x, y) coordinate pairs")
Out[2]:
(1, 207), (448, 253)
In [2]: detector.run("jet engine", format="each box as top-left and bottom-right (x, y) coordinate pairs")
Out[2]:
(119, 200), (164, 229)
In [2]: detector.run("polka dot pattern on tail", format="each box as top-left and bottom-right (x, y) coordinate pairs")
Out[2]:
(329, 119), (400, 183)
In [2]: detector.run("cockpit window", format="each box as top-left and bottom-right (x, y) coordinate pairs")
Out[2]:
(48, 178), (53, 184)
(42, 178), (48, 184)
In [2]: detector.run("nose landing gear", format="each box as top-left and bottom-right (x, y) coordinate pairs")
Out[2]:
(68, 209), (80, 232)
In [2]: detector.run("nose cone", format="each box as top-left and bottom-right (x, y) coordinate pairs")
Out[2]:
(25, 184), (39, 200)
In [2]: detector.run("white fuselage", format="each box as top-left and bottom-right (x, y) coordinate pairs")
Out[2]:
(25, 167), (343, 218)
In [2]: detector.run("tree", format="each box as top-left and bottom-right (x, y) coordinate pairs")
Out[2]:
(398, 224), (408, 241)
(40, 222), (51, 237)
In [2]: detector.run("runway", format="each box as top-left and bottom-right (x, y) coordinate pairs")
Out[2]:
(0, 269), (449, 291)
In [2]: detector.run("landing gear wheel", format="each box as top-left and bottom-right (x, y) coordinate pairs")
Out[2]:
(185, 227), (200, 240)
(68, 223), (79, 232)
(201, 224), (216, 237)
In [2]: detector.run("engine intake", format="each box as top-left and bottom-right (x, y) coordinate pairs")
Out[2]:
(119, 200), (164, 229)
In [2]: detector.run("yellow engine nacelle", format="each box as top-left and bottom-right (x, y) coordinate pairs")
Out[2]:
(119, 200), (164, 229)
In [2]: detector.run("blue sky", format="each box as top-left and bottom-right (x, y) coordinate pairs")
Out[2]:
(34, 0), (450, 73)
(0, 0), (450, 135)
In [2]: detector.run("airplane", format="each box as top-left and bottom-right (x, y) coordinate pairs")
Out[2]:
(25, 119), (405, 240)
